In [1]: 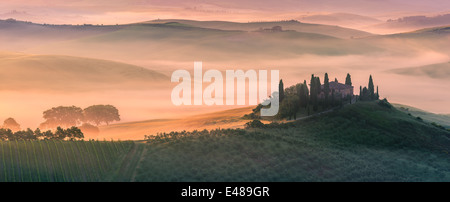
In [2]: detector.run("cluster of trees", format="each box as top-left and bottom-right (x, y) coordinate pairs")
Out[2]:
(0, 126), (83, 141)
(276, 73), (354, 120)
(358, 75), (379, 101)
(1, 104), (119, 140)
(39, 104), (120, 130)
(247, 73), (379, 120)
(2, 118), (21, 132)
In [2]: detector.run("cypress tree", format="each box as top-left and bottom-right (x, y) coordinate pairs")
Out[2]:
(376, 86), (379, 100)
(279, 79), (285, 103)
(313, 77), (321, 111)
(304, 80), (309, 101)
(324, 73), (330, 107)
(345, 73), (352, 86)
(310, 74), (316, 105)
(368, 75), (374, 100)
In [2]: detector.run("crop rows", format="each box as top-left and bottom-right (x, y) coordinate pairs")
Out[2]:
(0, 140), (133, 182)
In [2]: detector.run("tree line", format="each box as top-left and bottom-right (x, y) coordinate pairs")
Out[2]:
(0, 126), (83, 141)
(1, 104), (120, 140)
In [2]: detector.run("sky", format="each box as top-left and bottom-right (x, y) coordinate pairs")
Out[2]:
(1, 0), (450, 24)
(1, 0), (450, 130)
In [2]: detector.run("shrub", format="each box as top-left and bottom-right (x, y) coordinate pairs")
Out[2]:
(377, 98), (392, 109)
(245, 120), (265, 129)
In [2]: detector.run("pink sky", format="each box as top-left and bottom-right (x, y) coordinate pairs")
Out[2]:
(1, 0), (450, 24)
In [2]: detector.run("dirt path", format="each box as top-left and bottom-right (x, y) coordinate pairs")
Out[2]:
(113, 142), (146, 182)
(131, 145), (147, 182)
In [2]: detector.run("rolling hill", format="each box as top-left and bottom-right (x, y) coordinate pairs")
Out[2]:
(393, 103), (450, 128)
(21, 21), (380, 64)
(134, 100), (450, 181)
(97, 106), (255, 140)
(299, 13), (382, 30)
(146, 19), (375, 39)
(388, 62), (450, 80)
(0, 52), (169, 91)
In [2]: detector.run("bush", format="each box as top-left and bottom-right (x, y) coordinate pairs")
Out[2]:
(431, 122), (446, 130)
(245, 120), (265, 129)
(377, 98), (392, 109)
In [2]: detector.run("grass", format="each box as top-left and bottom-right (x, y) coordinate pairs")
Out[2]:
(135, 101), (450, 182)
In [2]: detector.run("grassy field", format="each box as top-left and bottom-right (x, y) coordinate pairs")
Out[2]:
(135, 101), (450, 182)
(0, 140), (134, 182)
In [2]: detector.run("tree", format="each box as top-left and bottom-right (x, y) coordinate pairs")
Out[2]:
(0, 128), (13, 141)
(65, 126), (84, 141)
(298, 82), (309, 108)
(309, 74), (322, 111)
(278, 95), (300, 120)
(53, 126), (84, 140)
(368, 75), (375, 99)
(312, 76), (321, 111)
(2, 118), (21, 132)
(43, 106), (83, 129)
(279, 79), (285, 103)
(78, 123), (100, 137)
(376, 86), (380, 100)
(345, 73), (352, 86)
(323, 73), (330, 107)
(83, 105), (120, 126)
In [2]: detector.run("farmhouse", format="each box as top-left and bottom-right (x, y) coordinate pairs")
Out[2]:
(321, 81), (354, 98)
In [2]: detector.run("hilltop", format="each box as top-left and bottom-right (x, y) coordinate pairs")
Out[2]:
(134, 100), (450, 181)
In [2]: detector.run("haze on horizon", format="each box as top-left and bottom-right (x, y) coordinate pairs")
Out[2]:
(1, 0), (450, 32)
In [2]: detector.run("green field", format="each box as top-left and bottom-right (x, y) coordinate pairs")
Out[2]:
(0, 101), (449, 182)
(0, 140), (134, 182)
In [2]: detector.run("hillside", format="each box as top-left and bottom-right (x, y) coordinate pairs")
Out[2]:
(393, 103), (450, 128)
(1, 101), (448, 182)
(388, 62), (450, 80)
(98, 106), (255, 140)
(134, 101), (450, 181)
(299, 13), (382, 30)
(22, 21), (379, 65)
(0, 52), (169, 91)
(147, 19), (375, 39)
(368, 14), (450, 34)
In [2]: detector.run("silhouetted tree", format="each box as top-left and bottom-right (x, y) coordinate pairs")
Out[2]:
(278, 95), (300, 120)
(312, 76), (321, 111)
(368, 75), (375, 99)
(279, 79), (285, 103)
(79, 123), (100, 137)
(65, 126), (84, 141)
(376, 86), (380, 100)
(298, 82), (309, 108)
(42, 106), (84, 129)
(83, 105), (121, 126)
(0, 128), (13, 140)
(323, 73), (330, 107)
(2, 118), (21, 132)
(345, 73), (352, 86)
